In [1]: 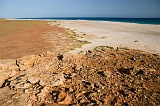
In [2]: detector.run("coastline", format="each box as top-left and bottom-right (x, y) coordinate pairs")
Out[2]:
(56, 20), (160, 55)
(14, 17), (160, 25)
(2, 18), (160, 55)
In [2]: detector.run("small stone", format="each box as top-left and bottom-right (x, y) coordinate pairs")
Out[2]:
(41, 87), (51, 93)
(18, 55), (39, 71)
(58, 94), (72, 105)
(91, 84), (94, 88)
(76, 93), (82, 98)
(72, 73), (77, 77)
(148, 69), (156, 73)
(26, 101), (32, 106)
(36, 87), (51, 98)
(39, 72), (64, 86)
(37, 92), (46, 98)
(105, 70), (112, 77)
(10, 80), (17, 88)
(51, 73), (65, 86)
(102, 86), (105, 89)
(31, 95), (38, 101)
(23, 83), (32, 89)
(8, 73), (25, 81)
(80, 99), (86, 103)
(15, 82), (24, 89)
(39, 80), (46, 86)
(19, 65), (27, 71)
(10, 70), (19, 77)
(28, 77), (39, 84)
(69, 88), (74, 92)
(57, 91), (67, 102)
(76, 80), (82, 84)
(25, 89), (30, 93)
(36, 85), (43, 90)
(104, 95), (114, 105)
(90, 92), (97, 97)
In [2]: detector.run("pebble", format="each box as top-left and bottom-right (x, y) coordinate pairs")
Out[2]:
(28, 77), (40, 84)
(23, 83), (32, 89)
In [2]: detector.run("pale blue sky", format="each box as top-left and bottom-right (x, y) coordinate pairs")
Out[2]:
(0, 0), (159, 18)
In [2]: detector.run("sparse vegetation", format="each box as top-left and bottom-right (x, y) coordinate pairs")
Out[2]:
(0, 19), (90, 59)
(95, 46), (114, 51)
(63, 29), (91, 53)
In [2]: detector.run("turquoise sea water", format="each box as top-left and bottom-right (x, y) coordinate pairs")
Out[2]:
(18, 17), (160, 25)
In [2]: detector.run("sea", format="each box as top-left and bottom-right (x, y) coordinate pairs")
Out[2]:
(18, 17), (160, 25)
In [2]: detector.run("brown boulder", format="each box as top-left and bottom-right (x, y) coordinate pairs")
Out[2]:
(17, 55), (39, 71)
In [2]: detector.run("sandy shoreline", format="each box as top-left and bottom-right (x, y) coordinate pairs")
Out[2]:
(54, 20), (160, 55)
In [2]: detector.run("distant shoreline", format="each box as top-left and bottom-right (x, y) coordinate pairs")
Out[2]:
(11, 17), (160, 25)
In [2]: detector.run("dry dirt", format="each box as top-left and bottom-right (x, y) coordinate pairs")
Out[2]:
(0, 19), (83, 59)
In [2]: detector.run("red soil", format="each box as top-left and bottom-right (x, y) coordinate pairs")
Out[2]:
(0, 20), (80, 59)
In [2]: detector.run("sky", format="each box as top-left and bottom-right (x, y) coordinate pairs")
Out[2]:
(0, 0), (160, 18)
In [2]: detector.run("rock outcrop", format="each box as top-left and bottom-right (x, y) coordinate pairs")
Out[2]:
(0, 48), (160, 106)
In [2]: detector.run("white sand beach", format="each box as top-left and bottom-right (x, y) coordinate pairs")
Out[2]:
(54, 20), (160, 55)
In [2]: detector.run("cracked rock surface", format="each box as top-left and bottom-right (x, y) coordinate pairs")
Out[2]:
(0, 48), (160, 106)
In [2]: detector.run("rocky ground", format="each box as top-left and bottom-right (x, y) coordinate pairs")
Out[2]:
(0, 47), (160, 106)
